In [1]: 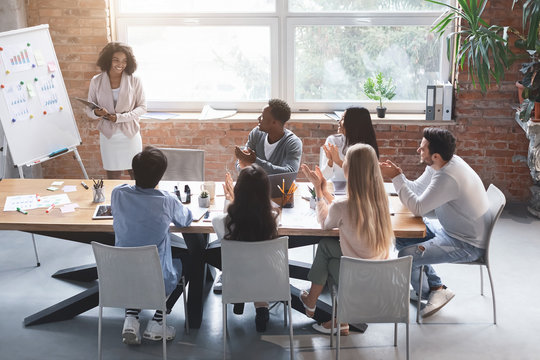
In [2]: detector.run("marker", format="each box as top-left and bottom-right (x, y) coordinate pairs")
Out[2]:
(36, 194), (40, 201)
(16, 207), (28, 215)
(81, 181), (89, 190)
(49, 148), (68, 158)
(46, 204), (55, 213)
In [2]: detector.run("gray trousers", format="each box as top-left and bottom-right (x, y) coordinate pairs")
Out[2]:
(307, 238), (342, 286)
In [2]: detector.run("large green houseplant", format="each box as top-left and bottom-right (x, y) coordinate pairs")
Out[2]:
(427, 0), (540, 122)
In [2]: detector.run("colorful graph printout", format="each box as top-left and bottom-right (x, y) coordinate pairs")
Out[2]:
(37, 75), (60, 114)
(1, 43), (35, 73)
(4, 82), (30, 121)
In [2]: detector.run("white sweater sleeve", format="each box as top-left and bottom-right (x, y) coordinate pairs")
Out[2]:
(393, 170), (459, 216)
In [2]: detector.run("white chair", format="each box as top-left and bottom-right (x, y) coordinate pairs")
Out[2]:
(92, 242), (187, 360)
(158, 148), (205, 181)
(333, 256), (412, 360)
(221, 236), (294, 360)
(416, 184), (506, 324)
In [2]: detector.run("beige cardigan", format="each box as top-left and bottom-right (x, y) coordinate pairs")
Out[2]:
(86, 72), (146, 139)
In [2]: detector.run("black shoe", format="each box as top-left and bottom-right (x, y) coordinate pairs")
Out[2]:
(255, 307), (269, 332)
(233, 303), (245, 315)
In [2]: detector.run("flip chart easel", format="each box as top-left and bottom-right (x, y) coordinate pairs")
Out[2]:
(0, 24), (87, 179)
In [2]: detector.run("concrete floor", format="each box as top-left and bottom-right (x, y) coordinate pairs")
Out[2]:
(1, 203), (539, 360)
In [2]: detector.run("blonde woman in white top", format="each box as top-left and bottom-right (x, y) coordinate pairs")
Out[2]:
(320, 107), (380, 183)
(300, 143), (394, 335)
(86, 42), (146, 179)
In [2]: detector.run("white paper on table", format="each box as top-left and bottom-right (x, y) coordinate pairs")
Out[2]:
(62, 185), (77, 193)
(60, 203), (79, 213)
(280, 208), (319, 228)
(4, 195), (39, 211)
(51, 181), (64, 186)
(36, 194), (71, 208)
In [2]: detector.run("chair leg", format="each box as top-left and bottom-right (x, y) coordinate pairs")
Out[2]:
(394, 323), (397, 347)
(330, 290), (336, 348)
(416, 265), (424, 323)
(181, 276), (189, 334)
(288, 302), (294, 360)
(283, 301), (288, 327)
(223, 303), (227, 360)
(98, 306), (103, 360)
(406, 322), (410, 360)
(31, 233), (40, 267)
(335, 314), (340, 360)
(479, 265), (484, 296)
(486, 265), (497, 325)
(162, 313), (167, 360)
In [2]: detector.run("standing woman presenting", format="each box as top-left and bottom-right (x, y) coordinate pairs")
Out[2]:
(86, 42), (146, 179)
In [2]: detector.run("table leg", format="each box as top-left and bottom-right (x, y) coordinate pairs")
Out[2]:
(24, 285), (99, 326)
(52, 263), (97, 282)
(182, 232), (209, 329)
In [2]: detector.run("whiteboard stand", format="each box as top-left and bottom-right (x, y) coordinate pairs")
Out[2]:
(22, 145), (89, 180)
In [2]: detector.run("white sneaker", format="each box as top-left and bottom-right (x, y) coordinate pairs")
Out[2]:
(143, 319), (176, 341)
(409, 289), (418, 302)
(213, 273), (222, 294)
(421, 287), (455, 318)
(122, 316), (141, 345)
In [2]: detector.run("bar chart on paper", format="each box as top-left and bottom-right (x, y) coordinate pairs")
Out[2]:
(1, 44), (35, 73)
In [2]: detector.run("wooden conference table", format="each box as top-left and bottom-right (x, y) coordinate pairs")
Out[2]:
(0, 179), (425, 329)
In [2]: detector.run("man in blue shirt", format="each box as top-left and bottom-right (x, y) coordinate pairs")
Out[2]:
(112, 146), (193, 345)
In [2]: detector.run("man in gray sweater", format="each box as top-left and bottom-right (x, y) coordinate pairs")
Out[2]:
(380, 127), (489, 318)
(235, 99), (302, 174)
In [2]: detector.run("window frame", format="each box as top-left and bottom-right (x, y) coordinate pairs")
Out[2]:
(113, 1), (453, 113)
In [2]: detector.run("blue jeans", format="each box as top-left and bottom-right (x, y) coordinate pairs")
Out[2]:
(397, 219), (485, 299)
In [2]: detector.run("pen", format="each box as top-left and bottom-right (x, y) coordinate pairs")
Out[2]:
(16, 207), (28, 215)
(81, 181), (89, 190)
(36, 194), (40, 201)
(46, 204), (55, 213)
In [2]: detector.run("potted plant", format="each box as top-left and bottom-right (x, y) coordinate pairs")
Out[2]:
(363, 72), (396, 118)
(198, 190), (210, 208)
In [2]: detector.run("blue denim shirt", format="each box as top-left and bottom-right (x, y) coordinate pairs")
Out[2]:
(111, 184), (193, 295)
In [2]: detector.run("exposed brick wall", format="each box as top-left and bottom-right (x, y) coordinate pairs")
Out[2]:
(26, 0), (531, 201)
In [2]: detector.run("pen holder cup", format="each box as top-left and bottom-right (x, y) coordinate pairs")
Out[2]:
(93, 187), (105, 203)
(281, 194), (294, 209)
(310, 197), (317, 209)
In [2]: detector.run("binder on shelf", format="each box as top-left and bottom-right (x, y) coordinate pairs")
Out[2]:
(442, 81), (453, 121)
(426, 85), (435, 120)
(435, 82), (443, 121)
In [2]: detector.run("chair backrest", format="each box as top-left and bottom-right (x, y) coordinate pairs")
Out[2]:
(158, 148), (205, 181)
(336, 256), (412, 324)
(91, 242), (166, 311)
(221, 236), (290, 304)
(483, 184), (506, 259)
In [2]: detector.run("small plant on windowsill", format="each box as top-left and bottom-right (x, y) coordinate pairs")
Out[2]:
(198, 190), (210, 208)
(363, 72), (396, 118)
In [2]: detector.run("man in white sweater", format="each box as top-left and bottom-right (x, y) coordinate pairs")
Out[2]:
(380, 128), (489, 318)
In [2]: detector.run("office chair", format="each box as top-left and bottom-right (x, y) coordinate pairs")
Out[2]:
(333, 256), (412, 360)
(416, 184), (506, 324)
(158, 148), (205, 181)
(221, 236), (294, 360)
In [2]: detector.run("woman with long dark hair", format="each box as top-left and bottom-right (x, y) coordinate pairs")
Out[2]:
(320, 107), (379, 183)
(212, 164), (279, 332)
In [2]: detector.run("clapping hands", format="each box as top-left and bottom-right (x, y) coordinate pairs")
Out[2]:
(235, 146), (256, 168)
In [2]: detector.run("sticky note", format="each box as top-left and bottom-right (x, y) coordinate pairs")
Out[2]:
(26, 83), (35, 98)
(47, 186), (58, 191)
(34, 51), (45, 66)
(51, 181), (64, 186)
(47, 62), (56, 72)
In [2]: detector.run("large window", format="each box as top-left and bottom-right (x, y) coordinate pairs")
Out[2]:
(114, 0), (451, 112)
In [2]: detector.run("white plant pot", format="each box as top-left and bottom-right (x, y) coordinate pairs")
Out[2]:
(198, 196), (210, 208)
